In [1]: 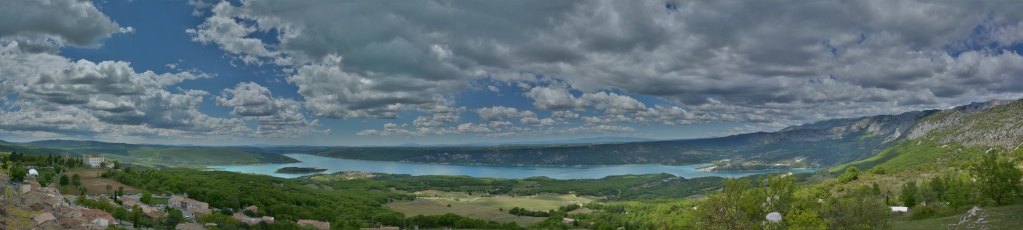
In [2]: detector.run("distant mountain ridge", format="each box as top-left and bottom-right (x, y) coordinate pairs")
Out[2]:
(4, 139), (297, 168)
(307, 99), (1015, 169)
(394, 136), (660, 147)
(4, 99), (1018, 170)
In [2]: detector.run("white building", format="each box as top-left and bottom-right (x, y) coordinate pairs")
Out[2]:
(84, 154), (104, 168)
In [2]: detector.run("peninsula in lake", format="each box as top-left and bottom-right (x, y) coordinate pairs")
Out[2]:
(274, 166), (327, 174)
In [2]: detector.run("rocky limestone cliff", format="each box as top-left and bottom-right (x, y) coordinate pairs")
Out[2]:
(906, 99), (1023, 150)
(748, 109), (934, 145)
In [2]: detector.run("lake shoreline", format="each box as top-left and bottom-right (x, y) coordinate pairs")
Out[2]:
(311, 154), (714, 167)
(208, 153), (820, 179)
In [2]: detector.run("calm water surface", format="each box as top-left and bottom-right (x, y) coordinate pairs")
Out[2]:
(209, 154), (819, 179)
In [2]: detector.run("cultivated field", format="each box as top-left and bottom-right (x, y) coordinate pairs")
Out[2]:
(386, 191), (592, 227)
(61, 169), (140, 195)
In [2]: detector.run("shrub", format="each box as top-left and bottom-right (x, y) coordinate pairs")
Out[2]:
(869, 166), (887, 175)
(839, 167), (860, 183)
(910, 205), (936, 219)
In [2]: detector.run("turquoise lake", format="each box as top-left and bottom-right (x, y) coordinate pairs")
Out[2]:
(209, 153), (819, 179)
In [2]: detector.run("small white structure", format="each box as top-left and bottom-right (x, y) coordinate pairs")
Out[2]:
(766, 212), (782, 222)
(28, 169), (39, 176)
(891, 206), (909, 212)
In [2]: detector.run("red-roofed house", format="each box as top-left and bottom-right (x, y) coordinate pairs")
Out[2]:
(35, 212), (56, 225)
(298, 219), (330, 230)
(82, 209), (116, 228)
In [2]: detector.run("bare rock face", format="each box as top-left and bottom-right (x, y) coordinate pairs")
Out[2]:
(709, 98), (1023, 170)
(764, 109), (934, 145)
(906, 99), (1023, 149)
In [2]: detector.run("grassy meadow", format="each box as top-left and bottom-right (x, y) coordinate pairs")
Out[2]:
(892, 202), (1023, 229)
(60, 168), (140, 196)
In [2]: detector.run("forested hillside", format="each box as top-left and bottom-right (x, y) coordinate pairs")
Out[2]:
(9, 140), (298, 167)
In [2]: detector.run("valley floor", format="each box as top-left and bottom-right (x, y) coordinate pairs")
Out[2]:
(385, 192), (592, 227)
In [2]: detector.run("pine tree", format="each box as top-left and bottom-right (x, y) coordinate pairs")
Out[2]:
(901, 181), (917, 207)
(59, 174), (69, 186)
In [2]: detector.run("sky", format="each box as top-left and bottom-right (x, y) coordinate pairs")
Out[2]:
(2, 0), (1023, 146)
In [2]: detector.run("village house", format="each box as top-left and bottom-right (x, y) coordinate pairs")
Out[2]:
(244, 205), (258, 214)
(0, 174), (8, 188)
(82, 209), (116, 228)
(169, 195), (211, 217)
(298, 219), (331, 230)
(120, 196), (164, 217)
(26, 186), (67, 211)
(143, 206), (164, 218)
(33, 212), (63, 229)
(169, 195), (209, 210)
(360, 227), (399, 230)
(121, 197), (141, 208)
(188, 206), (212, 215)
(231, 213), (275, 225)
(54, 206), (84, 221)
(231, 213), (248, 222)
(35, 212), (57, 225)
(21, 190), (45, 209)
(84, 154), (105, 168)
(19, 184), (32, 195)
(44, 195), (64, 210)
(176, 222), (207, 230)
(18, 180), (68, 212)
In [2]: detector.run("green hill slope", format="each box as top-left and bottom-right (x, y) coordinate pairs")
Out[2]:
(8, 140), (298, 167)
(101, 148), (298, 168)
(0, 141), (68, 155)
(822, 99), (1023, 229)
(832, 99), (1023, 174)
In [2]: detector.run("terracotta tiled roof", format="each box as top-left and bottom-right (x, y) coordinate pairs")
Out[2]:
(35, 212), (56, 225)
(298, 219), (330, 230)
